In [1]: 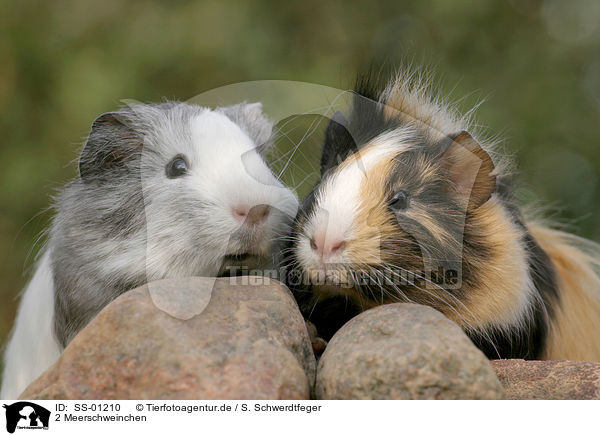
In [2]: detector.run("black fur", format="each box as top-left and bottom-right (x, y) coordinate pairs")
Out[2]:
(467, 230), (559, 359)
(79, 111), (142, 183)
(466, 181), (560, 359)
(320, 71), (400, 176)
(469, 178), (560, 359)
(319, 112), (355, 175)
(293, 293), (362, 342)
(289, 70), (563, 359)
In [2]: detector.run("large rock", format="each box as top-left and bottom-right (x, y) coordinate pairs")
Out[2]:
(315, 304), (504, 399)
(491, 359), (600, 399)
(20, 276), (316, 400)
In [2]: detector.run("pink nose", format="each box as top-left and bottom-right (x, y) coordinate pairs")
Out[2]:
(310, 235), (346, 258)
(232, 204), (271, 226)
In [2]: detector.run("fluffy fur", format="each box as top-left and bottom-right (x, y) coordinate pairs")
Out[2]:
(290, 69), (600, 360)
(1, 102), (298, 399)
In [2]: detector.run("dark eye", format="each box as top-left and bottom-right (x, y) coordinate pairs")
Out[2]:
(166, 156), (188, 178)
(389, 190), (410, 210)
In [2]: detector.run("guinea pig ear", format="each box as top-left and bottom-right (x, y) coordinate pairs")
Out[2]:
(79, 112), (140, 183)
(320, 111), (357, 175)
(218, 102), (273, 154)
(441, 131), (496, 210)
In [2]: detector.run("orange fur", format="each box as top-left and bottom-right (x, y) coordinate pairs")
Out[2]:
(350, 157), (397, 265)
(453, 198), (532, 331)
(529, 224), (600, 361)
(295, 69), (600, 360)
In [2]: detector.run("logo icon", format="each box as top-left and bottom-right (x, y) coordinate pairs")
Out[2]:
(3, 402), (50, 434)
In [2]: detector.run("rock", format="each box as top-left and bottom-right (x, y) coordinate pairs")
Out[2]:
(315, 303), (504, 399)
(491, 359), (600, 399)
(20, 276), (316, 400)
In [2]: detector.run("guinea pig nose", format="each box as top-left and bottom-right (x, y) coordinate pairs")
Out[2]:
(233, 205), (270, 226)
(310, 235), (346, 258)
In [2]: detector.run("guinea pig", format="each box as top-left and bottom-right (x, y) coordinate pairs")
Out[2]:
(1, 101), (298, 399)
(288, 70), (600, 361)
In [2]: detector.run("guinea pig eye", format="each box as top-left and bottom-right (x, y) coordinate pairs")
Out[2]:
(389, 190), (410, 211)
(166, 156), (188, 178)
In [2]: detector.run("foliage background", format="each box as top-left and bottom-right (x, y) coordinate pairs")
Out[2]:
(1, 0), (599, 366)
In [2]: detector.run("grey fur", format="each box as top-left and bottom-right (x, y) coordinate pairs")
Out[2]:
(51, 101), (296, 347)
(217, 102), (274, 154)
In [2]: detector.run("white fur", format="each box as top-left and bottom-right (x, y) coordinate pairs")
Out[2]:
(298, 129), (415, 271)
(1, 250), (61, 399)
(139, 110), (299, 279)
(187, 111), (298, 219)
(1, 105), (299, 399)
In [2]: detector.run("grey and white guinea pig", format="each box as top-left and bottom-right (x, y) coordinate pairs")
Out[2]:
(288, 70), (600, 362)
(1, 101), (298, 399)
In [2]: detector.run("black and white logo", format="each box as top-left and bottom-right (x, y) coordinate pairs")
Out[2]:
(3, 402), (50, 434)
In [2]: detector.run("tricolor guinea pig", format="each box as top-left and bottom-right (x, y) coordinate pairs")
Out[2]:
(288, 70), (600, 361)
(1, 101), (298, 399)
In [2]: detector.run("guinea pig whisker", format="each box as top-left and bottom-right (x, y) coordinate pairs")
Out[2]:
(273, 235), (299, 242)
(308, 295), (322, 320)
(368, 266), (410, 304)
(374, 265), (417, 302)
(277, 110), (329, 180)
(382, 263), (498, 347)
(293, 171), (318, 192)
(379, 262), (478, 330)
(277, 125), (316, 180)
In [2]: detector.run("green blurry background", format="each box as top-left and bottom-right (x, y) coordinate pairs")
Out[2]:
(1, 0), (599, 359)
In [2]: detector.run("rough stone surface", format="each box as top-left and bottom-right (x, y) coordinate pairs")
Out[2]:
(315, 303), (504, 399)
(20, 277), (316, 400)
(491, 359), (600, 399)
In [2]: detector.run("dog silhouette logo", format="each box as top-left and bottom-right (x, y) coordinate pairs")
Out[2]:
(3, 402), (50, 433)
